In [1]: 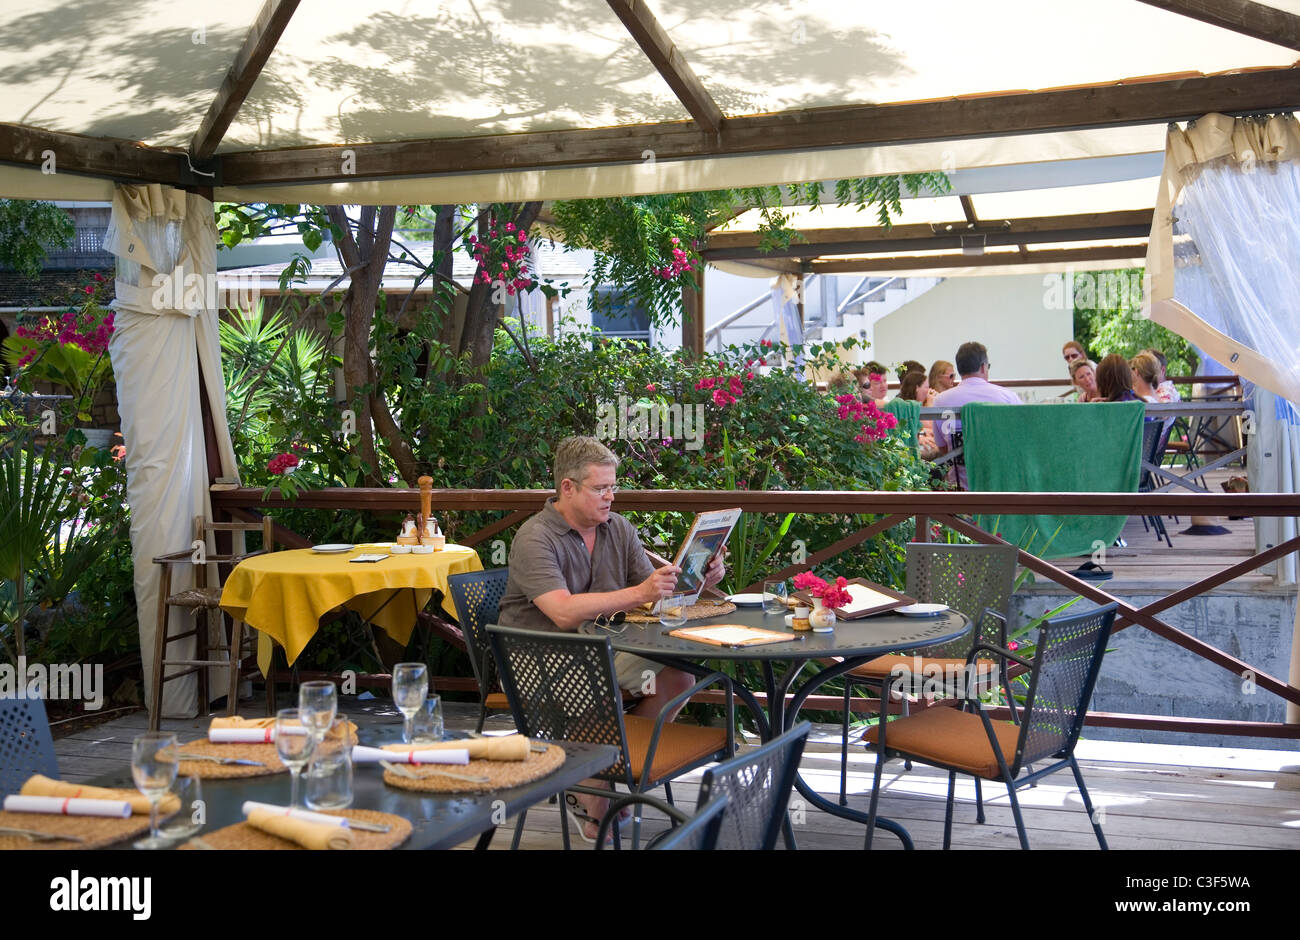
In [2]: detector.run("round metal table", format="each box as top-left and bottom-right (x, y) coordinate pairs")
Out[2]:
(582, 604), (970, 848)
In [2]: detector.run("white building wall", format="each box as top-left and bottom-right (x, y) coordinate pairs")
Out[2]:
(872, 273), (1073, 395)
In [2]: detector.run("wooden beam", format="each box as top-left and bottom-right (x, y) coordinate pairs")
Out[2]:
(808, 244), (1146, 273)
(1135, 0), (1300, 51)
(959, 194), (978, 225)
(703, 209), (1153, 260)
(0, 123), (194, 186)
(191, 0), (301, 161)
(605, 0), (723, 133)
(216, 67), (1300, 186)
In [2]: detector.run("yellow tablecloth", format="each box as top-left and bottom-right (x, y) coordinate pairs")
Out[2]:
(220, 545), (483, 672)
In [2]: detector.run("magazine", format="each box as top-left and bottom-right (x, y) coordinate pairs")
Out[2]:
(657, 508), (743, 609)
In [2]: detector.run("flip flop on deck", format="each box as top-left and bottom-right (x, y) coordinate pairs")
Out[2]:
(1071, 561), (1115, 581)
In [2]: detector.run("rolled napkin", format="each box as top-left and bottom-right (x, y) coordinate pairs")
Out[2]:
(4, 794), (132, 818)
(208, 727), (278, 744)
(245, 808), (354, 850)
(380, 735), (531, 762)
(209, 716), (276, 730)
(352, 745), (470, 765)
(241, 801), (348, 829)
(20, 774), (179, 816)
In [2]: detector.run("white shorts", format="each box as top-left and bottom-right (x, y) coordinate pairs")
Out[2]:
(613, 652), (664, 695)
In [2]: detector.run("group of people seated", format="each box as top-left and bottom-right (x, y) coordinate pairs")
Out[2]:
(1063, 340), (1181, 404)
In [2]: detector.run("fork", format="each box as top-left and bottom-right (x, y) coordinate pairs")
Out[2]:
(379, 760), (490, 783)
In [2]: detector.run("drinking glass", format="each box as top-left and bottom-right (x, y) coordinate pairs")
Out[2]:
(158, 773), (203, 841)
(659, 596), (688, 628)
(305, 715), (354, 810)
(392, 662), (429, 744)
(298, 680), (338, 745)
(275, 707), (316, 807)
(131, 733), (178, 850)
(762, 580), (788, 614)
(411, 695), (444, 743)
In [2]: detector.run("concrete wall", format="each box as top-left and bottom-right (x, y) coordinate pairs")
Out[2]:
(872, 273), (1071, 392)
(1011, 590), (1299, 750)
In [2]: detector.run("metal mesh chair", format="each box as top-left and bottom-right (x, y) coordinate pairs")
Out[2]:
(699, 721), (810, 850)
(488, 624), (735, 849)
(594, 792), (731, 850)
(863, 602), (1118, 850)
(838, 542), (1019, 807)
(1138, 420), (1175, 547)
(150, 515), (273, 729)
(446, 568), (510, 732)
(0, 697), (59, 796)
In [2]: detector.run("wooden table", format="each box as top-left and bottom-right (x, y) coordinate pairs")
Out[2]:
(583, 605), (970, 848)
(220, 545), (484, 671)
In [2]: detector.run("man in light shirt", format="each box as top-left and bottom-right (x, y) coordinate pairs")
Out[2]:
(932, 341), (1022, 488)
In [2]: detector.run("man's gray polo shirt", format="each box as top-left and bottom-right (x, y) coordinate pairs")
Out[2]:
(497, 497), (654, 630)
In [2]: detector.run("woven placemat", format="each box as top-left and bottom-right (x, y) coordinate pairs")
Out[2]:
(382, 743), (565, 793)
(180, 809), (411, 851)
(624, 600), (736, 623)
(176, 739), (286, 778)
(0, 808), (152, 850)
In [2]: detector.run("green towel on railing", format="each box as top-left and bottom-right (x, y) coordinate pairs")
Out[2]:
(962, 401), (1144, 558)
(882, 398), (920, 451)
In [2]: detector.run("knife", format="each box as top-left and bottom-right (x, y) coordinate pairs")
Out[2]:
(0, 825), (87, 843)
(175, 752), (266, 767)
(345, 819), (392, 833)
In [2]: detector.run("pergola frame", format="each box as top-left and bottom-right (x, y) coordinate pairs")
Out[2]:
(0, 0), (1297, 193)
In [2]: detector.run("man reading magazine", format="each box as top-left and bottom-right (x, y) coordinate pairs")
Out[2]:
(497, 436), (726, 840)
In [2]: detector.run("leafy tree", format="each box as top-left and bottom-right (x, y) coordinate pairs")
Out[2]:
(0, 200), (75, 279)
(1073, 267), (1198, 380)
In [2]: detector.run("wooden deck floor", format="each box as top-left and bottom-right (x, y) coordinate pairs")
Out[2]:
(50, 702), (1300, 851)
(1025, 468), (1284, 594)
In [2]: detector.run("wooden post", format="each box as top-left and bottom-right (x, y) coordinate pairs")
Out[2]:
(545, 294), (556, 338)
(795, 272), (805, 335)
(681, 266), (705, 358)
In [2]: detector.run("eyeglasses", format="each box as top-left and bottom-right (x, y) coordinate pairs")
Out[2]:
(574, 481), (619, 497)
(593, 610), (627, 633)
(1064, 351), (1083, 362)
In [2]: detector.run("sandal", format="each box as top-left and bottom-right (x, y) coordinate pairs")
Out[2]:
(564, 793), (608, 845)
(1071, 561), (1114, 581)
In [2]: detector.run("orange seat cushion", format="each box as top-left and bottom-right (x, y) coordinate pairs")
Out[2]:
(863, 707), (1022, 779)
(850, 655), (1000, 680)
(622, 715), (729, 784)
(485, 692), (510, 709)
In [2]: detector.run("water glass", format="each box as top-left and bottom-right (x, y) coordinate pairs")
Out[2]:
(275, 707), (316, 807)
(131, 733), (178, 850)
(158, 774), (204, 841)
(392, 662), (429, 744)
(411, 695), (444, 743)
(305, 714), (354, 810)
(763, 580), (788, 613)
(659, 596), (688, 628)
(298, 680), (338, 744)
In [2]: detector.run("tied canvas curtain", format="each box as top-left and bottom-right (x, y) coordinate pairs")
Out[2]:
(1145, 112), (1300, 403)
(104, 184), (240, 719)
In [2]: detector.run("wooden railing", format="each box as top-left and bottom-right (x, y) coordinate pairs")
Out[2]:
(212, 487), (1300, 741)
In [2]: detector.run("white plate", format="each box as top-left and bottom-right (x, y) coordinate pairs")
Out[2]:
(311, 544), (354, 554)
(896, 603), (949, 617)
(727, 593), (766, 607)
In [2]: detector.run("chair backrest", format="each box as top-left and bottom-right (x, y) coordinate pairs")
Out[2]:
(0, 697), (59, 795)
(487, 624), (631, 781)
(654, 795), (729, 851)
(697, 721), (810, 850)
(447, 568), (510, 693)
(1012, 602), (1118, 772)
(906, 542), (1018, 657)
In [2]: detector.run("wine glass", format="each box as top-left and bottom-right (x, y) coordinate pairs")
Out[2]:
(131, 733), (178, 850)
(392, 662), (429, 744)
(276, 707), (316, 807)
(298, 680), (338, 745)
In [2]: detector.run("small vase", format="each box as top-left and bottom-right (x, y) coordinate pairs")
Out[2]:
(809, 597), (837, 632)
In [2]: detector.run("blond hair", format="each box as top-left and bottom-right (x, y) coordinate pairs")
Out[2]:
(1130, 351), (1161, 387)
(554, 436), (619, 490)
